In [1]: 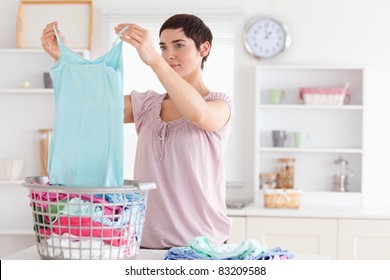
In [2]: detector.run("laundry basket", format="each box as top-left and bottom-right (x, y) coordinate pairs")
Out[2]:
(23, 176), (156, 260)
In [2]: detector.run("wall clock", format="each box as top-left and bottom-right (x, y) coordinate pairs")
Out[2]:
(244, 17), (291, 59)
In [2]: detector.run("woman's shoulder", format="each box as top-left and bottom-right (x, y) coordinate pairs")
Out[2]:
(205, 92), (234, 108)
(130, 90), (164, 120)
(205, 92), (232, 101)
(131, 89), (162, 99)
(131, 90), (164, 107)
(206, 92), (235, 127)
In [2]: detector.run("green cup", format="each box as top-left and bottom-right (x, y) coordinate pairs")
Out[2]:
(268, 88), (284, 104)
(294, 132), (309, 148)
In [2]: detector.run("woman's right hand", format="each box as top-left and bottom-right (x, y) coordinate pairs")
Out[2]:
(114, 23), (161, 68)
(41, 21), (65, 61)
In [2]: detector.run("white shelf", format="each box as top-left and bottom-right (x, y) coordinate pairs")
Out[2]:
(0, 48), (90, 89)
(259, 104), (363, 110)
(0, 48), (89, 54)
(0, 180), (24, 186)
(258, 147), (363, 154)
(255, 189), (362, 208)
(255, 64), (364, 70)
(0, 48), (48, 53)
(0, 88), (53, 94)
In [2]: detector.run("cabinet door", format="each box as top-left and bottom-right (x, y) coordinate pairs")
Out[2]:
(0, 234), (36, 259)
(227, 216), (246, 244)
(338, 219), (390, 259)
(247, 217), (337, 259)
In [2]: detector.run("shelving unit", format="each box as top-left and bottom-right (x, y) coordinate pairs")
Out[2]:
(0, 48), (91, 258)
(258, 147), (363, 154)
(254, 65), (364, 206)
(0, 48), (89, 54)
(0, 180), (25, 186)
(0, 89), (53, 94)
(0, 48), (89, 90)
(0, 47), (89, 180)
(259, 104), (363, 110)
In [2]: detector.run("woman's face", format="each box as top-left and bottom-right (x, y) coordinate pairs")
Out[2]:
(159, 28), (204, 79)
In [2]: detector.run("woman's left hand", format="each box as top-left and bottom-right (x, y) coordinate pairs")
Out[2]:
(114, 24), (161, 67)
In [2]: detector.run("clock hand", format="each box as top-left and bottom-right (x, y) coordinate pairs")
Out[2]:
(264, 28), (269, 39)
(264, 30), (272, 39)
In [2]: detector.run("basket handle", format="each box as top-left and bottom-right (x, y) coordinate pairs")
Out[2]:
(275, 190), (290, 205)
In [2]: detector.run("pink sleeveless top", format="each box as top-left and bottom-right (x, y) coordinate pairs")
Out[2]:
(131, 90), (234, 248)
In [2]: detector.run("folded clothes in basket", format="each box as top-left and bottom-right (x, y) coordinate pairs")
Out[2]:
(30, 190), (146, 249)
(24, 176), (154, 260)
(39, 216), (129, 246)
(42, 233), (136, 260)
(30, 190), (145, 223)
(46, 197), (142, 227)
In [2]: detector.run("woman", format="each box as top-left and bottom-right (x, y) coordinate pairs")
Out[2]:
(41, 14), (234, 248)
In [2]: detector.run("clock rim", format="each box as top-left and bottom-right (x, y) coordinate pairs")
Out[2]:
(243, 16), (292, 59)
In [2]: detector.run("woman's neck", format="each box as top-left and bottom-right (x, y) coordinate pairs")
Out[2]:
(183, 69), (209, 96)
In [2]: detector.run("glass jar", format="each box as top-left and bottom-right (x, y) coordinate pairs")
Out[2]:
(277, 158), (295, 189)
(38, 129), (52, 176)
(260, 173), (278, 189)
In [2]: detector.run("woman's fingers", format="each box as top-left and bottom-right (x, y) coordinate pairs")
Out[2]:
(41, 22), (57, 43)
(41, 22), (66, 42)
(42, 22), (57, 36)
(114, 23), (159, 66)
(115, 24), (146, 38)
(115, 23), (145, 32)
(41, 21), (62, 60)
(41, 31), (55, 43)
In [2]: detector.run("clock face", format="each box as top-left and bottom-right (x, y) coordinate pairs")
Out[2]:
(244, 18), (291, 59)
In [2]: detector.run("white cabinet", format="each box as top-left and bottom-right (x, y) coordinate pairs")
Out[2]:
(338, 219), (390, 260)
(227, 216), (246, 244)
(246, 216), (338, 259)
(230, 213), (390, 259)
(0, 182), (35, 259)
(0, 232), (36, 259)
(254, 65), (364, 206)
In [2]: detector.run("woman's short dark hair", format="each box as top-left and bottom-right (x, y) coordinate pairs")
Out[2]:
(159, 14), (213, 70)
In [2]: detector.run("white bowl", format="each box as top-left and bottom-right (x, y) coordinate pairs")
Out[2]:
(0, 159), (24, 181)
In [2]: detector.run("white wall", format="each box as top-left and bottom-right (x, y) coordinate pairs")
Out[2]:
(1, 0), (390, 207)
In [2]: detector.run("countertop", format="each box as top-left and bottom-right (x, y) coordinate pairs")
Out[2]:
(4, 246), (167, 260)
(3, 245), (327, 260)
(227, 202), (390, 219)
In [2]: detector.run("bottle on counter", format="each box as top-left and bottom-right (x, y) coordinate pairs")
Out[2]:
(38, 129), (52, 176)
(259, 173), (278, 189)
(277, 158), (295, 189)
